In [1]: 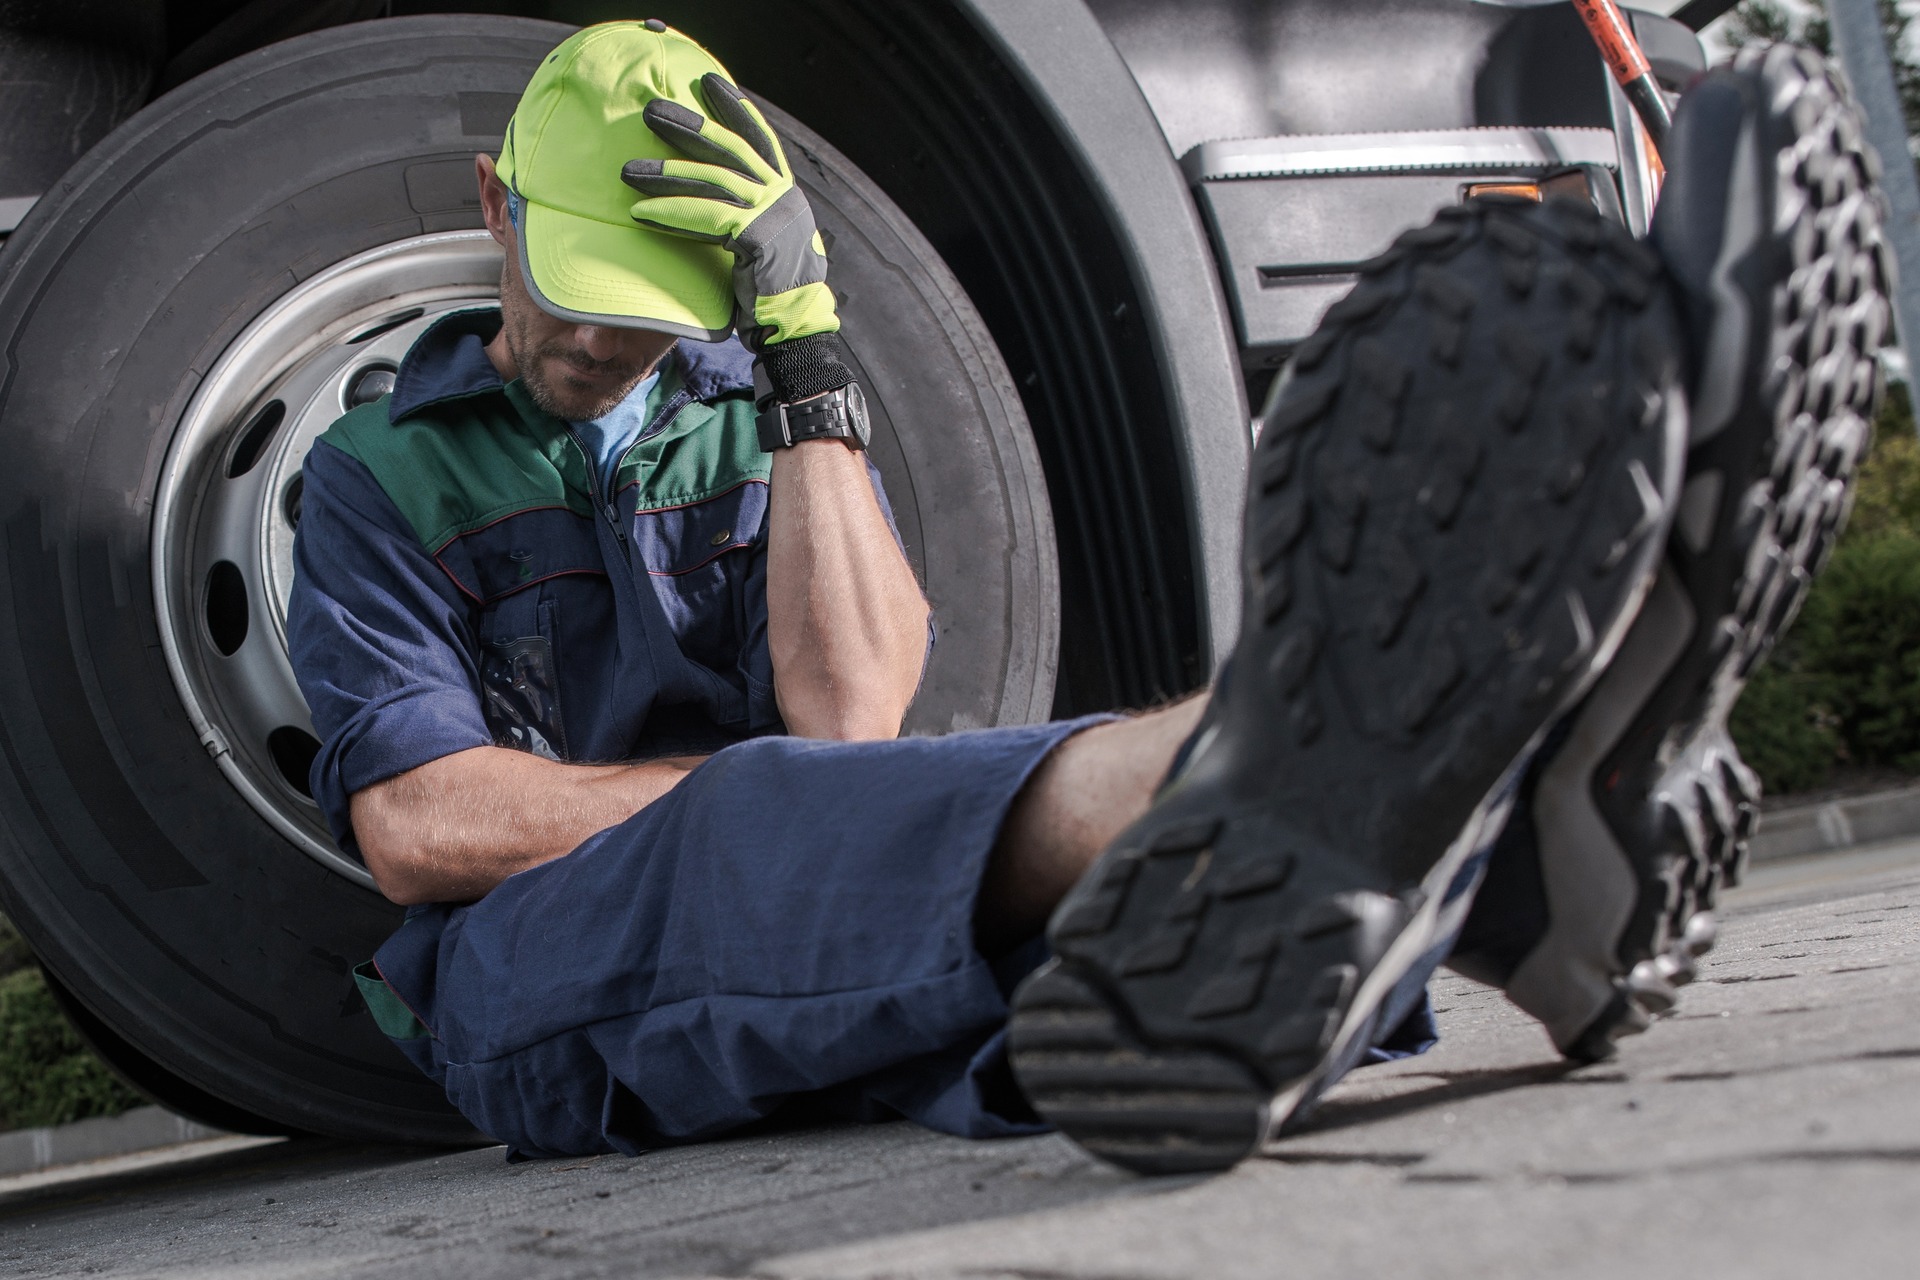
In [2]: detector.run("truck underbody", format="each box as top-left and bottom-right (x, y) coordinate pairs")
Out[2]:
(0, 0), (1718, 1142)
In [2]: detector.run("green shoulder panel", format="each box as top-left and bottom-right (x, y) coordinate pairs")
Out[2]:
(319, 362), (767, 550)
(615, 391), (769, 513)
(319, 387), (594, 554)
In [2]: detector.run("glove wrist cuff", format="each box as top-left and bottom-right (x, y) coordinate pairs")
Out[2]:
(758, 332), (857, 404)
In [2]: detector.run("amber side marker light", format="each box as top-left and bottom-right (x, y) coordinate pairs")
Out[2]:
(1462, 181), (1542, 202)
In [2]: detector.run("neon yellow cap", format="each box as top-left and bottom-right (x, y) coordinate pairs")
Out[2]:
(497, 21), (737, 338)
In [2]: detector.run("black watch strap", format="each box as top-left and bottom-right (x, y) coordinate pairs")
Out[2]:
(757, 382), (870, 451)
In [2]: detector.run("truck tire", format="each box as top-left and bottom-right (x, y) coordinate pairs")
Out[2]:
(0, 16), (1055, 1141)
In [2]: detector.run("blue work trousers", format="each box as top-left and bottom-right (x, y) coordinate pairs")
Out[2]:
(372, 719), (1442, 1159)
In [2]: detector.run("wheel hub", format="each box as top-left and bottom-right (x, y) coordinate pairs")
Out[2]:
(152, 232), (501, 888)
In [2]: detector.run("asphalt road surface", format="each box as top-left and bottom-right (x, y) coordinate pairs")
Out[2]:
(4, 839), (1918, 1280)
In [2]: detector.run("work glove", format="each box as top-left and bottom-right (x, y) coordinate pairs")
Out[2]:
(622, 73), (855, 404)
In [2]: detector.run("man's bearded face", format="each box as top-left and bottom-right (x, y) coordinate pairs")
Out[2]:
(495, 236), (679, 422)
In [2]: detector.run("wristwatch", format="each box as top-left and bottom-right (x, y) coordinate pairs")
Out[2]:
(756, 382), (871, 452)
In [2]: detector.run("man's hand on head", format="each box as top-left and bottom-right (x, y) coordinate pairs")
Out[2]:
(620, 73), (930, 741)
(620, 73), (855, 406)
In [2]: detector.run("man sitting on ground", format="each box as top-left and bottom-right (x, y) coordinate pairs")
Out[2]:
(290, 23), (1889, 1171)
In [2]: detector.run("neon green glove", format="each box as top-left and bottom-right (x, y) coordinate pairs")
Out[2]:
(622, 73), (854, 401)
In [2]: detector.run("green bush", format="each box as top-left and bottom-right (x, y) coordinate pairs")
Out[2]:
(1729, 662), (1843, 795)
(0, 910), (145, 1130)
(0, 913), (31, 977)
(1791, 528), (1920, 769)
(1730, 387), (1920, 792)
(0, 965), (142, 1130)
(1840, 386), (1920, 540)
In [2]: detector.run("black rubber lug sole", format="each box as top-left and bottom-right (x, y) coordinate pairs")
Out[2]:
(1008, 965), (1271, 1175)
(1569, 44), (1892, 1058)
(1011, 198), (1685, 1175)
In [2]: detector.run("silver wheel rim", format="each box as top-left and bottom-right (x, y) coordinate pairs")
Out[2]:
(152, 232), (502, 888)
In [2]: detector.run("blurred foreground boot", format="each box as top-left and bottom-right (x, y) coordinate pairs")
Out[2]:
(1008, 198), (1687, 1174)
(1451, 44), (1893, 1061)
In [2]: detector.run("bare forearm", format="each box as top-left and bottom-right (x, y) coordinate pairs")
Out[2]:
(766, 439), (930, 738)
(350, 746), (703, 905)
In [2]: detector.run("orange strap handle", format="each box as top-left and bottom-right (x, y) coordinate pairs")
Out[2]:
(1572, 0), (1654, 85)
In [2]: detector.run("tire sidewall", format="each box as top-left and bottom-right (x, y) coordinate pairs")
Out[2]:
(0, 15), (1052, 1140)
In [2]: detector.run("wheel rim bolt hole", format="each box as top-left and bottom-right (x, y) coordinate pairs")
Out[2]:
(204, 561), (249, 656)
(226, 401), (286, 479)
(266, 727), (321, 800)
(282, 472), (304, 530)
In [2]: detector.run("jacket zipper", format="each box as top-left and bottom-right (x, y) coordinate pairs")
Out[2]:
(561, 424), (631, 555)
(563, 388), (695, 560)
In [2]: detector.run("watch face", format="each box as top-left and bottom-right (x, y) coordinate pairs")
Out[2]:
(844, 382), (872, 446)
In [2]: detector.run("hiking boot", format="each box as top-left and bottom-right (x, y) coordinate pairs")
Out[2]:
(1007, 198), (1687, 1174)
(1450, 45), (1892, 1061)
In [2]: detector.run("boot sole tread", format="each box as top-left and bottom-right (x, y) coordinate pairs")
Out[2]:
(1577, 45), (1890, 1053)
(1012, 199), (1685, 1173)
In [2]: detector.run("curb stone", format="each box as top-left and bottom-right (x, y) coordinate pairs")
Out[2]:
(1751, 783), (1920, 863)
(0, 1105), (226, 1179)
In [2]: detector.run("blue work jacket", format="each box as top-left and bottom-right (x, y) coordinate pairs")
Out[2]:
(287, 309), (898, 857)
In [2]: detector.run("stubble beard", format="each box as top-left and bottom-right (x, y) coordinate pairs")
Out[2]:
(518, 342), (649, 422)
(497, 259), (653, 422)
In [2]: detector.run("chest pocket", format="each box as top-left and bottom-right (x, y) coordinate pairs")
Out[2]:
(479, 614), (567, 760)
(630, 480), (769, 677)
(434, 506), (605, 760)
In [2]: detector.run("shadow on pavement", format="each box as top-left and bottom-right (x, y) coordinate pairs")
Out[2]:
(1287, 1059), (1583, 1139)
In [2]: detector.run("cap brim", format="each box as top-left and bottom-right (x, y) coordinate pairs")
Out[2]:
(517, 198), (736, 341)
